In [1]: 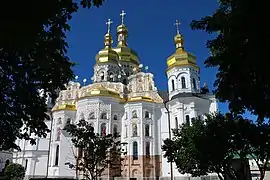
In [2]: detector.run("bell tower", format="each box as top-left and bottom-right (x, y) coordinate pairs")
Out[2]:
(166, 20), (200, 100)
(93, 18), (121, 83)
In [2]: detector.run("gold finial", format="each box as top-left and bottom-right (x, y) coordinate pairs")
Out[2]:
(116, 11), (128, 47)
(174, 20), (181, 35)
(106, 18), (113, 33)
(104, 18), (113, 48)
(173, 20), (184, 50)
(120, 10), (126, 25)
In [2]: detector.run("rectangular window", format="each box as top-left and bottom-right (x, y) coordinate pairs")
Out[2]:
(24, 159), (28, 171)
(55, 145), (59, 166)
(146, 142), (150, 158)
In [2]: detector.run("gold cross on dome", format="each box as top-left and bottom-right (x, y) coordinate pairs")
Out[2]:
(120, 10), (126, 24)
(174, 20), (181, 34)
(106, 18), (113, 33)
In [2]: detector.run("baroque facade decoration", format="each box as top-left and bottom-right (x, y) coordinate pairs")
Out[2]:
(12, 12), (219, 180)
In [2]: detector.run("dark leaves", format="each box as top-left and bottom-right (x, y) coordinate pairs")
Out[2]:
(0, 0), (105, 150)
(191, 0), (270, 122)
(80, 0), (105, 8)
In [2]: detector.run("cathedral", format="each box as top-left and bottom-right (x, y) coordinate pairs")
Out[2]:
(11, 11), (218, 180)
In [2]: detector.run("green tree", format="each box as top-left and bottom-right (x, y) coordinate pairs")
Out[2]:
(0, 0), (105, 150)
(64, 119), (122, 180)
(246, 122), (270, 180)
(190, 0), (269, 123)
(4, 163), (25, 180)
(162, 113), (270, 180)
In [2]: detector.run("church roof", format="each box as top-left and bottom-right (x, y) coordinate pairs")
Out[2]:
(166, 20), (199, 72)
(171, 92), (212, 101)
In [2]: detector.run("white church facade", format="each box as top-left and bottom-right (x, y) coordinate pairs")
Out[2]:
(12, 12), (218, 180)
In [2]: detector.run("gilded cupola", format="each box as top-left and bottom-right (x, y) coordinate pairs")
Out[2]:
(166, 20), (199, 72)
(95, 18), (119, 64)
(113, 10), (140, 66)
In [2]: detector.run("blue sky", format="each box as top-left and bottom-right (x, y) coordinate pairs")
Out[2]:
(65, 0), (240, 116)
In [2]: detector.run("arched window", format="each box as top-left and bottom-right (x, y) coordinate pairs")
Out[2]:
(24, 159), (28, 170)
(113, 124), (118, 136)
(4, 160), (10, 169)
(175, 117), (179, 129)
(100, 112), (107, 119)
(192, 78), (197, 89)
(181, 77), (186, 88)
(113, 114), (118, 120)
(171, 79), (175, 91)
(186, 115), (190, 126)
(57, 118), (62, 124)
(88, 112), (95, 119)
(132, 110), (138, 118)
(149, 83), (153, 90)
(55, 145), (59, 166)
(133, 141), (138, 160)
(100, 72), (105, 81)
(100, 123), (106, 136)
(146, 142), (150, 157)
(125, 125), (128, 137)
(145, 124), (150, 137)
(56, 128), (61, 141)
(66, 118), (71, 125)
(145, 111), (150, 118)
(132, 123), (138, 137)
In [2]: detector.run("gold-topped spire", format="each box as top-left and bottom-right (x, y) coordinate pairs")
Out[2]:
(95, 18), (119, 65)
(117, 10), (128, 47)
(104, 18), (113, 48)
(165, 20), (199, 72)
(173, 20), (184, 50)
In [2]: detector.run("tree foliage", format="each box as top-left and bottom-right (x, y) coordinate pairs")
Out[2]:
(0, 0), (105, 150)
(162, 113), (270, 180)
(4, 163), (25, 180)
(64, 119), (122, 180)
(191, 0), (270, 122)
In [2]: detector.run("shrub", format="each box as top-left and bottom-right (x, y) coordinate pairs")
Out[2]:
(4, 163), (25, 180)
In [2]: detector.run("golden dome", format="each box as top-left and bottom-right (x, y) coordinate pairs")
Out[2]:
(166, 32), (199, 72)
(95, 33), (119, 64)
(112, 10), (140, 65)
(113, 46), (140, 65)
(95, 19), (119, 64)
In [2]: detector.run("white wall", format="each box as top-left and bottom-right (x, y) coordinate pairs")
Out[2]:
(167, 66), (201, 100)
(160, 95), (218, 178)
